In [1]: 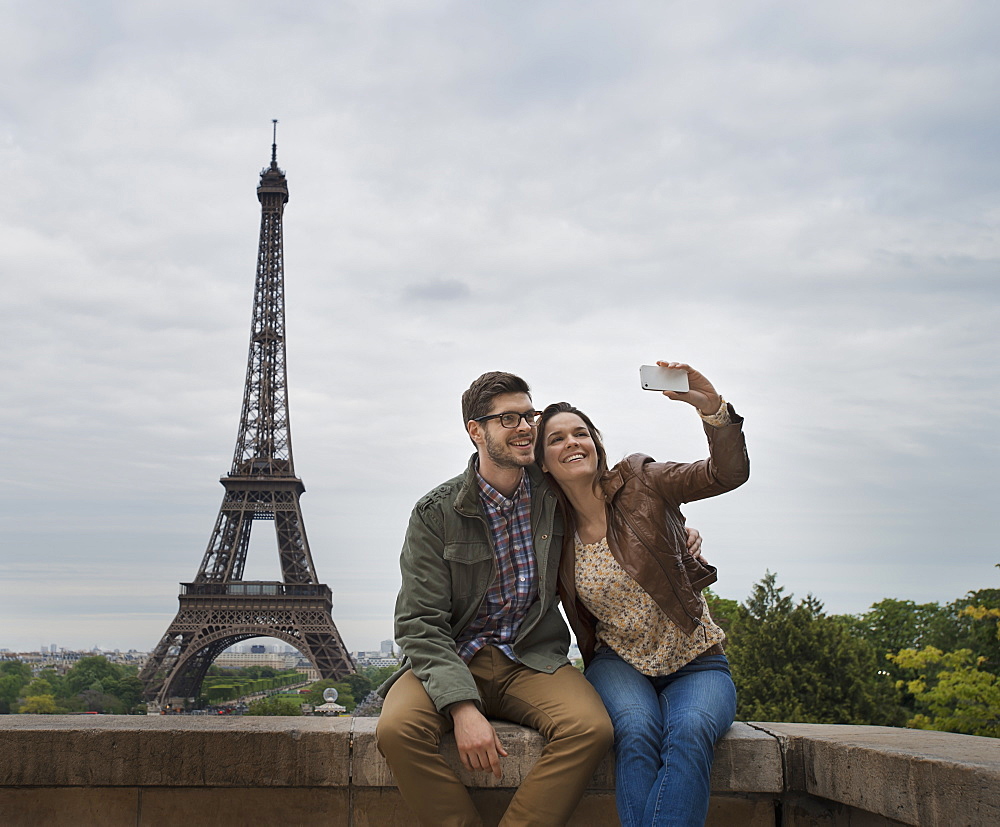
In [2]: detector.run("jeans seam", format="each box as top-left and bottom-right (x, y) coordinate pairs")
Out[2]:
(650, 691), (670, 825)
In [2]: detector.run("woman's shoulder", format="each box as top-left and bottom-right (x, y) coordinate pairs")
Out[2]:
(606, 453), (691, 492)
(601, 454), (655, 494)
(614, 453), (657, 475)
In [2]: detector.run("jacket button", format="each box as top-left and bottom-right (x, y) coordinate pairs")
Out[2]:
(540, 534), (548, 540)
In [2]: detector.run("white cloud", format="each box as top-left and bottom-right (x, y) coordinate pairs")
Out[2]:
(1, 0), (998, 653)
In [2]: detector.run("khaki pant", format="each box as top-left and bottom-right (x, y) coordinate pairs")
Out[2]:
(376, 646), (614, 827)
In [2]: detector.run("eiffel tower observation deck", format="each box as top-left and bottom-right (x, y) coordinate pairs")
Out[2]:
(140, 124), (354, 710)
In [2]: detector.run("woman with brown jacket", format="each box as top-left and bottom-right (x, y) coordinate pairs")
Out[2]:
(535, 362), (749, 827)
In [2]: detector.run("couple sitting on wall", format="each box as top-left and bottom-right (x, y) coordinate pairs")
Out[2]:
(376, 361), (750, 827)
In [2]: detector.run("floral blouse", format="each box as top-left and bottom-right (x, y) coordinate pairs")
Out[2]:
(575, 535), (726, 676)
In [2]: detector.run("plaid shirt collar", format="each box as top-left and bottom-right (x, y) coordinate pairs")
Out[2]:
(475, 466), (531, 511)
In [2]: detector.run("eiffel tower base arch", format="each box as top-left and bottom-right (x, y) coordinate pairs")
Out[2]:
(140, 584), (354, 710)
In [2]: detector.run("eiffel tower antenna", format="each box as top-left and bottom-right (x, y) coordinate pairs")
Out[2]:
(141, 126), (354, 710)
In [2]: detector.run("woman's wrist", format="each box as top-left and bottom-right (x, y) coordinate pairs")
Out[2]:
(698, 397), (730, 427)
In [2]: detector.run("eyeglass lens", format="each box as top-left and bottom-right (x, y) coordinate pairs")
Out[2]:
(499, 412), (538, 428)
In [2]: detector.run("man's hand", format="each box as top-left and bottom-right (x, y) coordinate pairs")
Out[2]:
(685, 526), (706, 563)
(656, 361), (722, 416)
(450, 701), (508, 779)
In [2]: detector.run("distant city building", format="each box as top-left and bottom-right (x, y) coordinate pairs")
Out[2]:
(0, 647), (148, 674)
(352, 651), (400, 669)
(296, 662), (320, 682)
(380, 639), (395, 655)
(213, 651), (301, 670)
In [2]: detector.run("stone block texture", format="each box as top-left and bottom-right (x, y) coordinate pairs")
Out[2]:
(0, 716), (996, 825)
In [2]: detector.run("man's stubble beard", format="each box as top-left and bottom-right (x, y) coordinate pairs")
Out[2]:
(484, 428), (534, 471)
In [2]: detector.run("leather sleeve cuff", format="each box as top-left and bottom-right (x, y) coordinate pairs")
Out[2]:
(698, 397), (731, 427)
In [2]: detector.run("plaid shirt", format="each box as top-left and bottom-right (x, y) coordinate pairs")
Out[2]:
(455, 469), (539, 664)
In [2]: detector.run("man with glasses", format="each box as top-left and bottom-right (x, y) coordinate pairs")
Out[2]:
(376, 371), (614, 826)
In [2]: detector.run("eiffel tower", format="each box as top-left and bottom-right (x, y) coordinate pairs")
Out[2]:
(141, 124), (354, 709)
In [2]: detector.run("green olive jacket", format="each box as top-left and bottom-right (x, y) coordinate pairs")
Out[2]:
(378, 456), (569, 713)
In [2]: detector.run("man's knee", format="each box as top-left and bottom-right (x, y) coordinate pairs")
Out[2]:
(552, 671), (615, 750)
(374, 708), (406, 758)
(591, 710), (615, 752)
(376, 680), (445, 759)
(558, 702), (614, 754)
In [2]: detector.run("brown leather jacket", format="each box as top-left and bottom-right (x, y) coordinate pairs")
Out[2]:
(557, 405), (749, 665)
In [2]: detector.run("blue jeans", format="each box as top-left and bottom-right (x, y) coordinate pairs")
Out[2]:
(585, 648), (736, 827)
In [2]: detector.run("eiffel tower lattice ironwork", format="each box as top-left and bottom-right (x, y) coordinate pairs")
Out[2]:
(141, 125), (354, 709)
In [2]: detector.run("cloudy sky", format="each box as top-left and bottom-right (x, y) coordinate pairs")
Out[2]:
(2, 1), (998, 654)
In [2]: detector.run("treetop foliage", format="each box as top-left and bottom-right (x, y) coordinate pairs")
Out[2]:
(0, 655), (143, 715)
(246, 695), (303, 716)
(723, 568), (1000, 737)
(726, 571), (902, 726)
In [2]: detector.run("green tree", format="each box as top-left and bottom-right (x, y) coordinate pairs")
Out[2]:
(19, 695), (60, 714)
(0, 661), (32, 682)
(78, 689), (124, 714)
(343, 672), (373, 701)
(37, 669), (68, 698)
(65, 657), (124, 696)
(726, 572), (903, 725)
(850, 598), (951, 657)
(704, 587), (740, 637)
(931, 589), (1000, 675)
(0, 674), (29, 714)
(104, 675), (144, 712)
(55, 657), (147, 713)
(246, 695), (304, 716)
(24, 678), (54, 698)
(888, 647), (1000, 737)
(360, 665), (398, 687)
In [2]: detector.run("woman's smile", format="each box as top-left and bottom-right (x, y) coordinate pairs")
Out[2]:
(542, 412), (598, 482)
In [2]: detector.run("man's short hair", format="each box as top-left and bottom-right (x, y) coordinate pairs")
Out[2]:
(461, 371), (532, 427)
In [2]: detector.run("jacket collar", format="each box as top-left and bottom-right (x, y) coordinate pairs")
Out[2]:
(455, 453), (546, 516)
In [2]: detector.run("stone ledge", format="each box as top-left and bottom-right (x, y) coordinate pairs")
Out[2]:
(753, 722), (1000, 827)
(0, 716), (779, 794)
(0, 716), (351, 787)
(350, 719), (783, 793)
(0, 716), (997, 826)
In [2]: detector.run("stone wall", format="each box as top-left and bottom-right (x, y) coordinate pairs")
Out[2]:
(0, 716), (997, 826)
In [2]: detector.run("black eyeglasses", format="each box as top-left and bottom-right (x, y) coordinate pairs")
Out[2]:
(473, 410), (544, 429)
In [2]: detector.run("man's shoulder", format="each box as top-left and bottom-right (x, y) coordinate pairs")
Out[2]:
(413, 470), (467, 514)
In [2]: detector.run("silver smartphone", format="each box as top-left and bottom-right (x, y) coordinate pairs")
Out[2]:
(639, 365), (690, 392)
